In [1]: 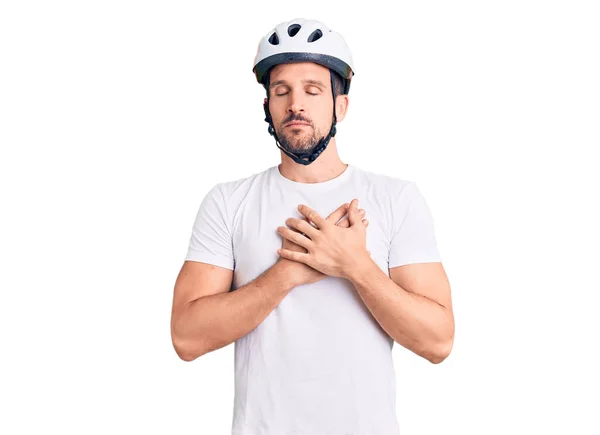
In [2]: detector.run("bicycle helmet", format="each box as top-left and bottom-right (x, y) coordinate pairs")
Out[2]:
(252, 18), (355, 165)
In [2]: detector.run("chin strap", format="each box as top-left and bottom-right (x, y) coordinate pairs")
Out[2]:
(263, 70), (338, 166)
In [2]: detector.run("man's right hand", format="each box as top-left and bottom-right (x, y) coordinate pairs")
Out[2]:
(276, 202), (369, 288)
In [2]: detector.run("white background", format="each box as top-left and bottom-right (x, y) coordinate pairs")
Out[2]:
(1, 1), (599, 434)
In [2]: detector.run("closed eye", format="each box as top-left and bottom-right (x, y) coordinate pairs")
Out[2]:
(275, 91), (319, 96)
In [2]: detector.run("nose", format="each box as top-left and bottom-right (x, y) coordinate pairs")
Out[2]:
(287, 89), (305, 114)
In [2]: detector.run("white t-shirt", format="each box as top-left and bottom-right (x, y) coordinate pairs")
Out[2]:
(185, 164), (442, 435)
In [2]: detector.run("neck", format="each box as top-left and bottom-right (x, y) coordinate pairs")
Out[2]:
(278, 137), (348, 183)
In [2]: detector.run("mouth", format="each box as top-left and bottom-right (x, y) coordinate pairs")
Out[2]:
(285, 122), (311, 128)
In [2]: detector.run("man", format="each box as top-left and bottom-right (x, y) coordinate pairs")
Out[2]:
(171, 18), (454, 435)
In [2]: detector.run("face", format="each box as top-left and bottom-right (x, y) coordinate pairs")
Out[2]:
(267, 62), (345, 154)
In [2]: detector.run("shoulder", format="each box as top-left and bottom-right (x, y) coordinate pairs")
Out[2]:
(210, 165), (275, 206)
(350, 164), (416, 198)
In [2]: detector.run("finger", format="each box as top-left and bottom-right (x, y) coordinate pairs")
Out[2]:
(363, 218), (369, 227)
(277, 248), (311, 265)
(285, 217), (320, 241)
(337, 207), (365, 227)
(297, 204), (328, 230)
(348, 199), (361, 226)
(337, 217), (350, 228)
(326, 203), (349, 224)
(277, 226), (313, 251)
(299, 215), (317, 231)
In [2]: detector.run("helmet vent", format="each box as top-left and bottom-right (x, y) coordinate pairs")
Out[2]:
(268, 32), (279, 45)
(287, 24), (301, 37)
(307, 29), (323, 43)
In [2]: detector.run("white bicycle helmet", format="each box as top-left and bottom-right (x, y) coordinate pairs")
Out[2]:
(252, 18), (355, 166)
(253, 18), (354, 94)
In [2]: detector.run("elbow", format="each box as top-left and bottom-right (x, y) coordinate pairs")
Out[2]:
(171, 316), (209, 362)
(171, 333), (205, 362)
(428, 336), (454, 364)
(428, 352), (449, 365)
(172, 340), (196, 362)
(175, 346), (199, 362)
(429, 316), (455, 364)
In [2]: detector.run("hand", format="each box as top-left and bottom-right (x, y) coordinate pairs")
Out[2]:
(277, 202), (369, 287)
(277, 199), (371, 280)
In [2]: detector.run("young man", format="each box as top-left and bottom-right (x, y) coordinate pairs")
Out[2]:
(171, 18), (454, 435)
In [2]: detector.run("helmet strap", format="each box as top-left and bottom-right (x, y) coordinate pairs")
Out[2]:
(263, 70), (338, 166)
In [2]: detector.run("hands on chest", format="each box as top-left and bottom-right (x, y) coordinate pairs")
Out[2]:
(276, 198), (371, 286)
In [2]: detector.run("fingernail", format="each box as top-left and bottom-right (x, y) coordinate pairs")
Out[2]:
(360, 209), (365, 215)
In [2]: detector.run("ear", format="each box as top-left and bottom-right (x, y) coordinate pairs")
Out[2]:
(335, 94), (350, 122)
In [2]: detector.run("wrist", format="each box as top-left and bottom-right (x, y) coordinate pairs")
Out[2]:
(272, 259), (299, 290)
(342, 252), (377, 282)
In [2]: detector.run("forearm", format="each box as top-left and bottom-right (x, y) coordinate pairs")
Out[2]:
(173, 261), (295, 361)
(346, 260), (453, 363)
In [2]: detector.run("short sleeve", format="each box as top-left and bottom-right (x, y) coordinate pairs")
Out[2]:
(184, 184), (234, 270)
(388, 182), (442, 268)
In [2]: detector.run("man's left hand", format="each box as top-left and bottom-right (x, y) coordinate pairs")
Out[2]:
(276, 199), (371, 279)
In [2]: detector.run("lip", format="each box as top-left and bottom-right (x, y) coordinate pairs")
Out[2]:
(285, 122), (310, 128)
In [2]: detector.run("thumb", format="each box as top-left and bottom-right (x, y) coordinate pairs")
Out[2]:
(347, 199), (360, 226)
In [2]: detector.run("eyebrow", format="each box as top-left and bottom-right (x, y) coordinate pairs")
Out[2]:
(269, 79), (327, 89)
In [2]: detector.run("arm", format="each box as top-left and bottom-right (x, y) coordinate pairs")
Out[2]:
(346, 259), (454, 364)
(170, 260), (295, 362)
(275, 185), (454, 363)
(174, 186), (354, 362)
